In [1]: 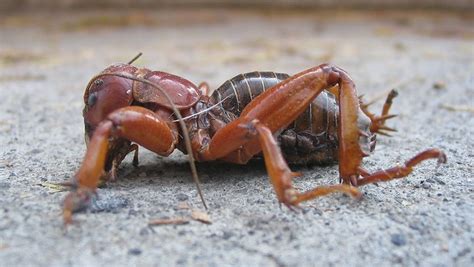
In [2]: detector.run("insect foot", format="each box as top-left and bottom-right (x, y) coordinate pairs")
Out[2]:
(63, 187), (95, 225)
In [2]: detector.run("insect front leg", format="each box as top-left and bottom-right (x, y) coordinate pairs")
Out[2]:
(102, 142), (139, 183)
(198, 82), (210, 96)
(63, 106), (178, 225)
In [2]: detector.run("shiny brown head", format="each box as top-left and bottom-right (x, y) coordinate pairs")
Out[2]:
(82, 64), (137, 145)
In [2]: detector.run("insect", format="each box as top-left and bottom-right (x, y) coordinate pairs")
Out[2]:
(62, 54), (446, 224)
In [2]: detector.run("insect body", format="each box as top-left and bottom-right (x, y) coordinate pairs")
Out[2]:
(210, 71), (340, 165)
(62, 59), (446, 224)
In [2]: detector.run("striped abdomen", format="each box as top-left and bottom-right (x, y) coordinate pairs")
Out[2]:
(211, 71), (340, 164)
(211, 71), (290, 121)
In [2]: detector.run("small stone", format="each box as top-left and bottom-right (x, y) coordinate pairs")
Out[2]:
(409, 223), (421, 231)
(441, 244), (449, 252)
(139, 227), (150, 236)
(457, 247), (471, 257)
(29, 149), (42, 154)
(391, 233), (407, 246)
(433, 177), (446, 185)
(0, 182), (10, 189)
(176, 193), (188, 201)
(313, 208), (323, 216)
(432, 81), (446, 90)
(421, 183), (431, 189)
(90, 194), (128, 213)
(222, 231), (233, 240)
(128, 248), (142, 255)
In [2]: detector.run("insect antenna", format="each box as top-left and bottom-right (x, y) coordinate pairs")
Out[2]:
(171, 94), (233, 122)
(127, 52), (143, 65)
(84, 72), (208, 210)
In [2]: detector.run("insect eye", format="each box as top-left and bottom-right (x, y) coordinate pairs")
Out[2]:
(94, 79), (104, 86)
(88, 92), (98, 106)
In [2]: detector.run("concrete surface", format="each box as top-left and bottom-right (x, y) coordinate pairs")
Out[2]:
(0, 9), (473, 267)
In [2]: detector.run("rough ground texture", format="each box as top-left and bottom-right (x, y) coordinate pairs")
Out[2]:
(0, 9), (473, 267)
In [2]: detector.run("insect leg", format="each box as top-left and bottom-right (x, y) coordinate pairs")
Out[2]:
(195, 65), (368, 205)
(356, 149), (447, 186)
(250, 120), (361, 207)
(361, 89), (398, 136)
(63, 106), (178, 225)
(198, 82), (210, 96)
(199, 64), (366, 182)
(199, 64), (343, 162)
(103, 143), (139, 182)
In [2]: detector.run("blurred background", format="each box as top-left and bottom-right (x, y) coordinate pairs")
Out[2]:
(0, 1), (473, 267)
(0, 0), (473, 11)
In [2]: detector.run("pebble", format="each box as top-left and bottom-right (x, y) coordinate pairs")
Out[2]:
(90, 194), (128, 213)
(222, 231), (233, 240)
(409, 222), (421, 231)
(391, 233), (407, 246)
(0, 182), (10, 189)
(29, 149), (42, 154)
(433, 177), (446, 185)
(176, 193), (188, 201)
(139, 227), (150, 236)
(128, 248), (142, 255)
(313, 208), (323, 216)
(432, 81), (446, 90)
(457, 247), (471, 257)
(421, 183), (431, 189)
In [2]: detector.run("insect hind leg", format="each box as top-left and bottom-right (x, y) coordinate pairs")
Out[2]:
(356, 149), (447, 186)
(249, 120), (361, 207)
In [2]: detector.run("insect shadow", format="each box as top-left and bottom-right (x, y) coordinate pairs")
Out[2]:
(114, 150), (335, 191)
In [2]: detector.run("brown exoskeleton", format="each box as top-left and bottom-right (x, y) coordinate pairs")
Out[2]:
(62, 55), (447, 224)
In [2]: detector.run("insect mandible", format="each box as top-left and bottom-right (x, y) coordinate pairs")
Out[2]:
(61, 54), (447, 224)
